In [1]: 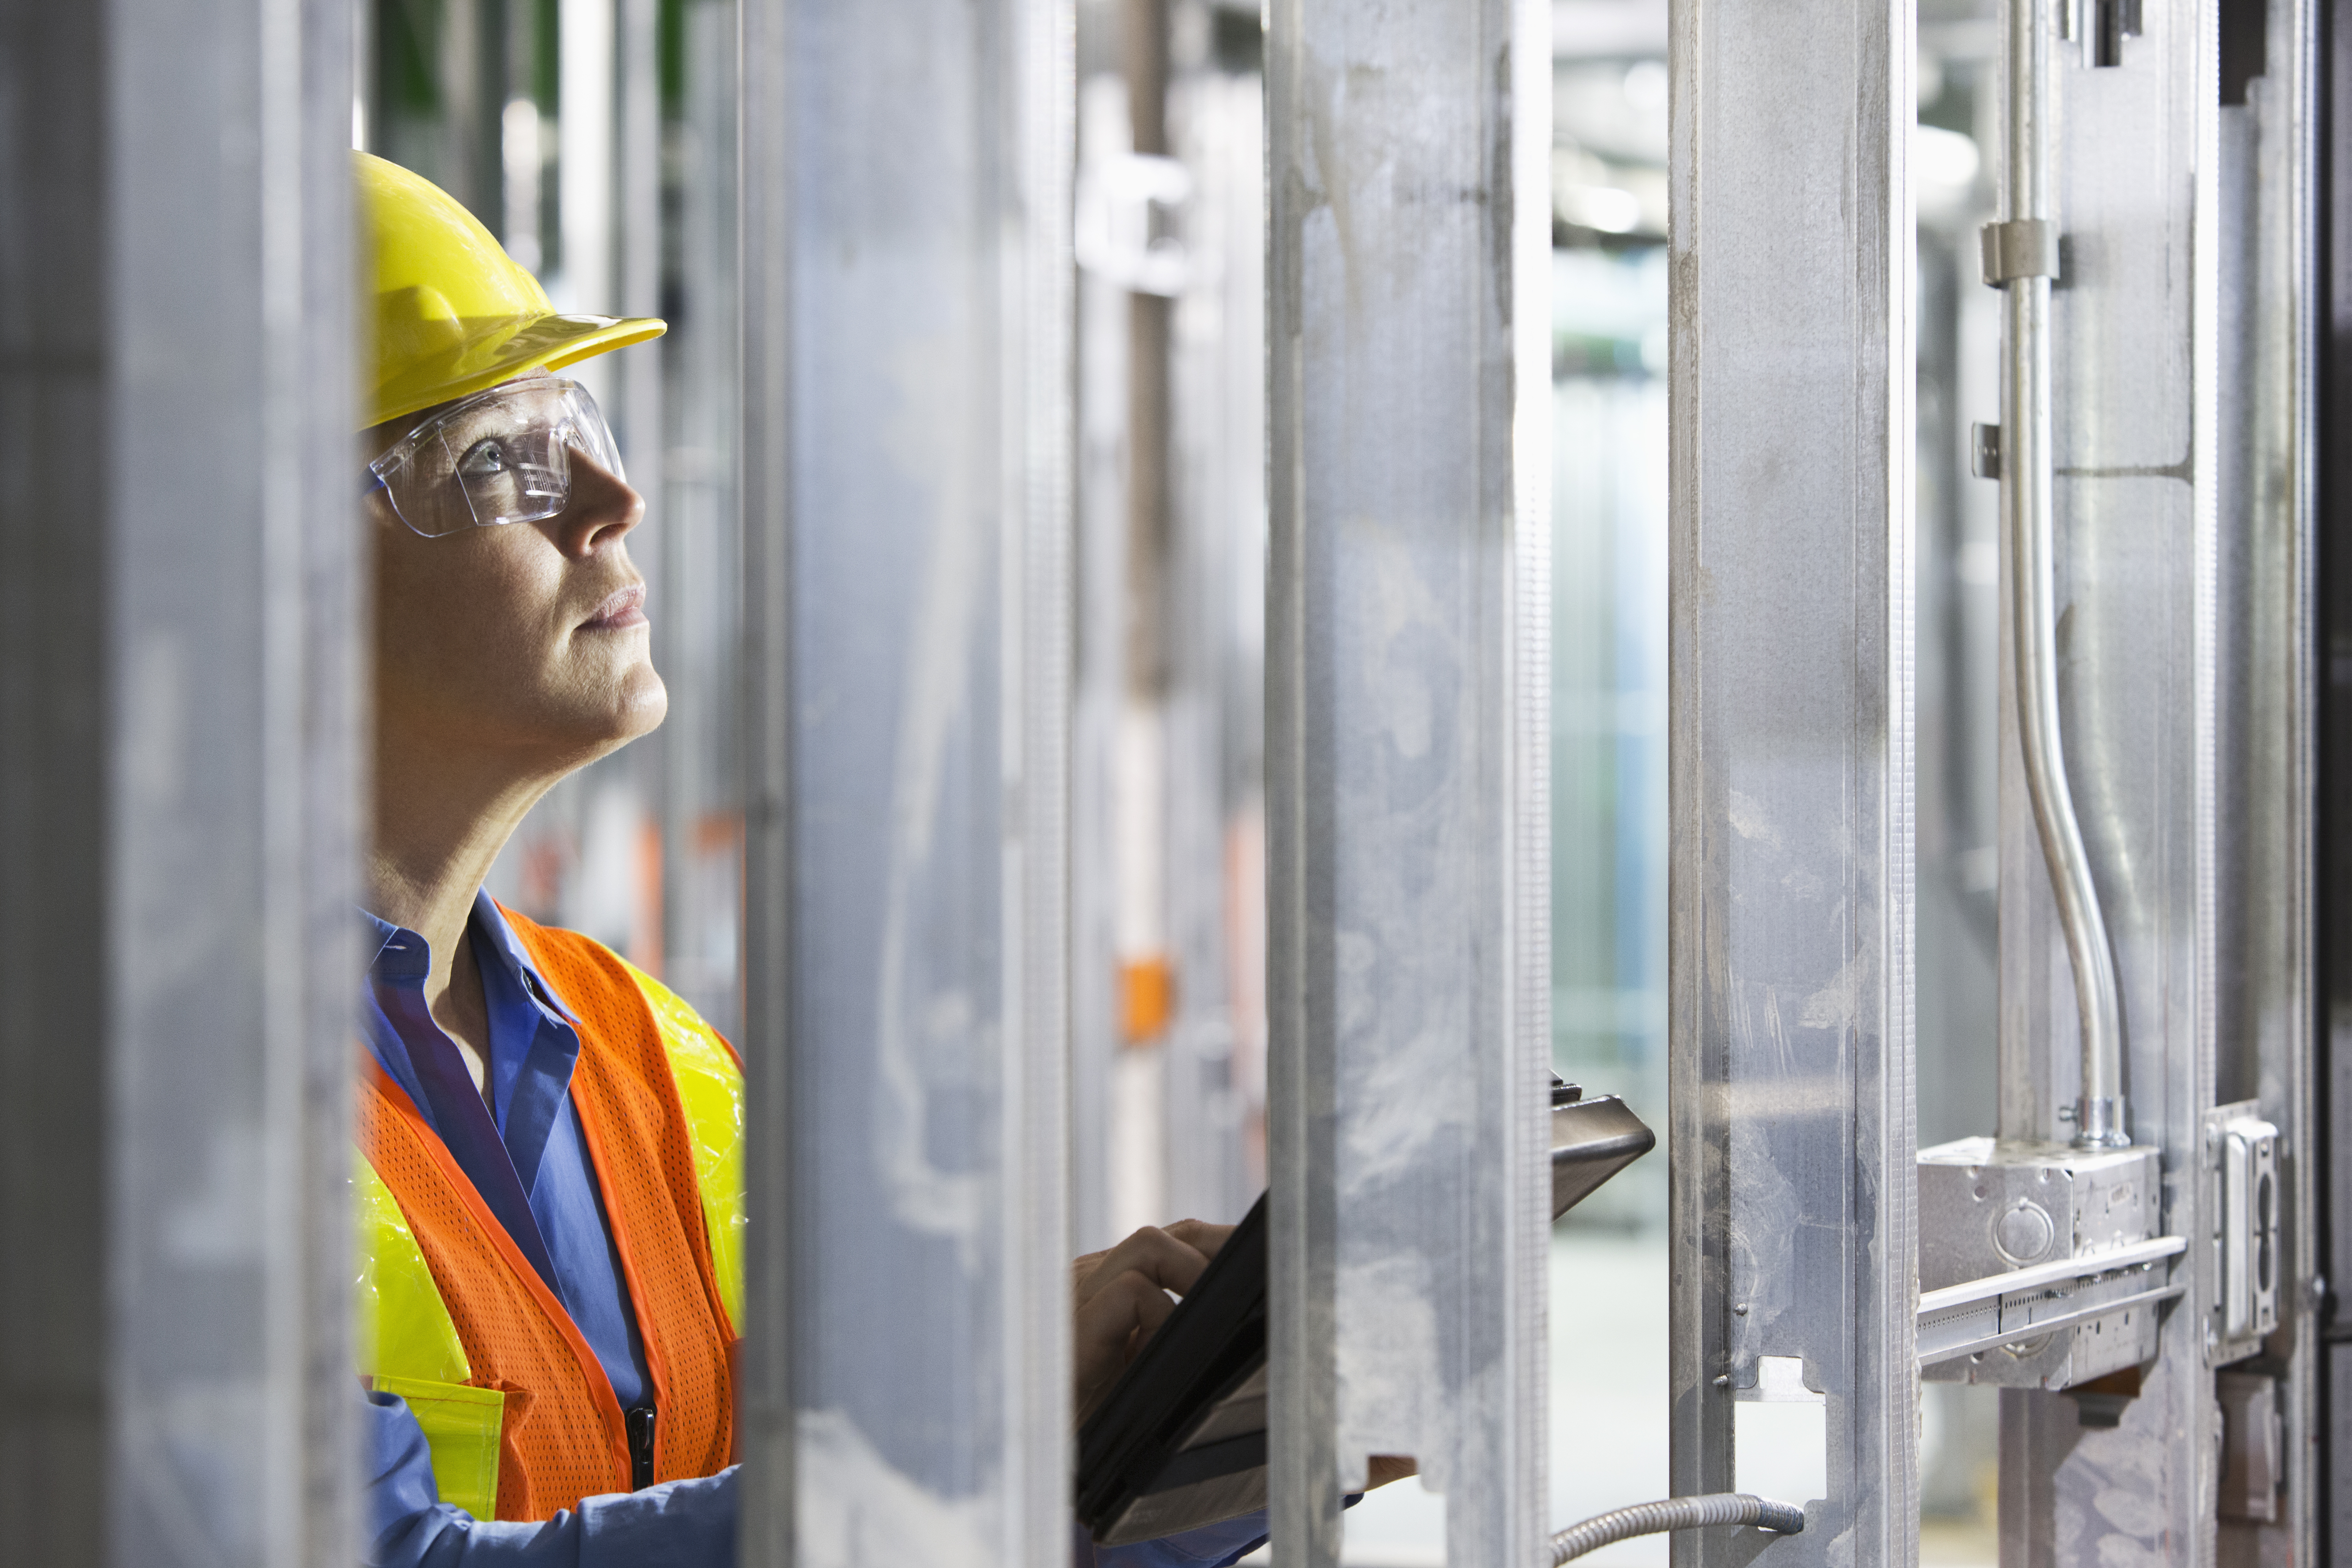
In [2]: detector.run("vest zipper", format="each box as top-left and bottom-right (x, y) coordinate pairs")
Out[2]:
(626, 1405), (658, 1490)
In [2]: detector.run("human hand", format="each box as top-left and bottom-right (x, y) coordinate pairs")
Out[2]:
(1070, 1219), (1236, 1425)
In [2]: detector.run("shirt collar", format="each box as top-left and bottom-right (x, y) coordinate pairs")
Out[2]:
(466, 890), (582, 1030)
(357, 896), (579, 1030)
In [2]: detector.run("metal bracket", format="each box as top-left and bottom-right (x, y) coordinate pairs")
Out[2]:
(1971, 422), (2002, 480)
(1917, 1234), (2187, 1368)
(1980, 219), (2059, 286)
(2202, 1102), (2282, 1364)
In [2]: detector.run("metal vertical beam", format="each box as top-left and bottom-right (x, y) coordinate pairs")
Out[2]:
(1666, 0), (1917, 1562)
(735, 0), (1075, 1560)
(1162, 58), (1269, 1230)
(0, 0), (358, 1563)
(617, 0), (663, 548)
(1992, 0), (2223, 1556)
(2320, 1), (2352, 1551)
(2212, 0), (2316, 1556)
(1265, 0), (1551, 1560)
(1072, 68), (1132, 1256)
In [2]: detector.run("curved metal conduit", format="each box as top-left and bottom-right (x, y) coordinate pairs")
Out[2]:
(1997, 0), (2129, 1149)
(1549, 1493), (1806, 1563)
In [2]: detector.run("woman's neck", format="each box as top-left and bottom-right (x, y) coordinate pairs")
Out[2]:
(368, 731), (562, 1010)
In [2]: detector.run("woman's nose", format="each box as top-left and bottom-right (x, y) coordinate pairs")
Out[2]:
(554, 446), (644, 556)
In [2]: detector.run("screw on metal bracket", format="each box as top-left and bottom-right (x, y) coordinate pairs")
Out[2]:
(1972, 423), (2002, 481)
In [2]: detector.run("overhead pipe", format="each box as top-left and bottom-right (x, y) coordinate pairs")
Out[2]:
(1993, 0), (2129, 1148)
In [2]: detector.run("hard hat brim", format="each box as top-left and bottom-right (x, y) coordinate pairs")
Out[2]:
(365, 311), (667, 433)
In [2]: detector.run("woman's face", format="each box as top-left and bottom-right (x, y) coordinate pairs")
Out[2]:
(366, 378), (667, 774)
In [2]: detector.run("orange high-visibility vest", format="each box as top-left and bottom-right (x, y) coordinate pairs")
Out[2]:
(353, 907), (743, 1521)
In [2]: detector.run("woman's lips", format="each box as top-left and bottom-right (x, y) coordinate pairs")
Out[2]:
(581, 583), (648, 631)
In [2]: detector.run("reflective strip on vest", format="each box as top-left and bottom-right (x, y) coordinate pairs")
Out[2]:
(355, 1153), (504, 1516)
(621, 957), (745, 1334)
(354, 940), (745, 1518)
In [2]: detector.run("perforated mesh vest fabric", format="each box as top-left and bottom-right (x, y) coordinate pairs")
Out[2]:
(353, 914), (740, 1519)
(357, 1060), (634, 1518)
(502, 908), (738, 1483)
(618, 956), (746, 1334)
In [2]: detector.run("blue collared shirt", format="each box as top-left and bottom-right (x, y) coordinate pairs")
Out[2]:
(359, 895), (1264, 1568)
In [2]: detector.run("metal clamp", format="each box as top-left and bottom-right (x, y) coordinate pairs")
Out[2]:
(1980, 219), (2058, 286)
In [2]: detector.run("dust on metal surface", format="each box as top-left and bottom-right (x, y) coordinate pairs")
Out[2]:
(1265, 0), (1554, 1562)
(735, 0), (1075, 1561)
(1665, 0), (1919, 1560)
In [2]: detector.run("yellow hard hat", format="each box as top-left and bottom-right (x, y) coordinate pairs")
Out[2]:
(357, 151), (664, 432)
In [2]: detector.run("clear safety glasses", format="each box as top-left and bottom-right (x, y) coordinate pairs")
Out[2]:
(366, 378), (626, 539)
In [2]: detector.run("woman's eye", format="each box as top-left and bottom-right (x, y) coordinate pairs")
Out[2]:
(457, 438), (509, 478)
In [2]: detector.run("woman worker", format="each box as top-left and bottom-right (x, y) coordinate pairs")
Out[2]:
(351, 151), (1270, 1566)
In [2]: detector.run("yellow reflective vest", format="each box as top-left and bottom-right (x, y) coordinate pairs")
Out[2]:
(353, 949), (744, 1519)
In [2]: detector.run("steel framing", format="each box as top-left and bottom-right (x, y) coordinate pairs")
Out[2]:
(1665, 0), (1920, 1563)
(735, 0), (1076, 1561)
(1264, 0), (1554, 1561)
(1990, 0), (2238, 1557)
(0, 0), (359, 1562)
(2213, 0), (2318, 1557)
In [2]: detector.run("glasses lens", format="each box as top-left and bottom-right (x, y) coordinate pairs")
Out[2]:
(371, 380), (624, 538)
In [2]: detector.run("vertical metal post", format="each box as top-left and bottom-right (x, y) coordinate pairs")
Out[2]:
(1999, 0), (2132, 1153)
(1265, 0), (1552, 1559)
(0, 0), (359, 1562)
(1161, 54), (1270, 1229)
(735, 0), (1075, 1559)
(1992, 0), (2224, 1554)
(2211, 0), (2315, 1554)
(617, 0), (663, 567)
(2319, 0), (2352, 1550)
(1666, 0), (1917, 1562)
(1071, 63), (1131, 1254)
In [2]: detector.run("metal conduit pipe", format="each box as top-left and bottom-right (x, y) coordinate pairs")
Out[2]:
(1997, 0), (2129, 1148)
(1548, 1494), (1808, 1563)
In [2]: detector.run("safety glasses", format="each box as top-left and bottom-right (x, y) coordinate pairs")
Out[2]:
(366, 378), (625, 539)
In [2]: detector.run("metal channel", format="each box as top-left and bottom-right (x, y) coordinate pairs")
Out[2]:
(734, 0), (1076, 1561)
(1999, 0), (2131, 1151)
(1665, 0), (1917, 1558)
(0, 0), (360, 1562)
(2211, 0), (2315, 1555)
(1991, 0), (2222, 1554)
(1264, 0), (1552, 1559)
(2318, 0), (2352, 1546)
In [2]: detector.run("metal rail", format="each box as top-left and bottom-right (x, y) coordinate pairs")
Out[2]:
(1915, 1235), (2186, 1367)
(1998, 0), (2130, 1148)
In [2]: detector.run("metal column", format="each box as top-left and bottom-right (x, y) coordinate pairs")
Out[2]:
(0, 0), (359, 1563)
(736, 0), (1076, 1560)
(1990, 0), (2233, 1557)
(1264, 0), (1553, 1560)
(2211, 0), (2317, 1556)
(1666, 0), (1918, 1564)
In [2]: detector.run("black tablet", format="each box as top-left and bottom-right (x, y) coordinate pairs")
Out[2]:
(1074, 1081), (1655, 1546)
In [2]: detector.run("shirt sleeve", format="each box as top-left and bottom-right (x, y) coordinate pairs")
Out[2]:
(1072, 1511), (1270, 1568)
(363, 1388), (737, 1568)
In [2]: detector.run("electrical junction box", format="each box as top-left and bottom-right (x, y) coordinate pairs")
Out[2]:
(2205, 1102), (2280, 1364)
(1917, 1138), (2170, 1390)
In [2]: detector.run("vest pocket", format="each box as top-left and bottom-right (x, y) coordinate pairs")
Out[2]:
(375, 1374), (505, 1519)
